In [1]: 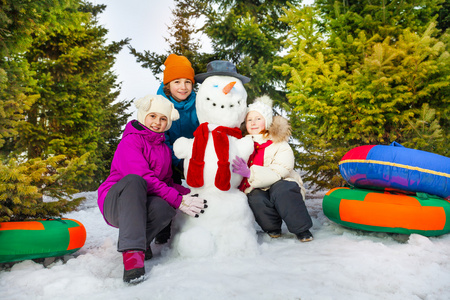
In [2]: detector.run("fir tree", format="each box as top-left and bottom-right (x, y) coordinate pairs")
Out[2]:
(18, 2), (131, 190)
(437, 0), (449, 34)
(277, 1), (449, 191)
(0, 0), (75, 150)
(0, 1), (131, 220)
(0, 155), (89, 222)
(201, 0), (302, 102)
(402, 103), (445, 153)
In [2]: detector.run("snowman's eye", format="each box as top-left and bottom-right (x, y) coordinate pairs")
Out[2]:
(213, 103), (216, 106)
(230, 104), (234, 108)
(237, 101), (241, 105)
(206, 97), (210, 101)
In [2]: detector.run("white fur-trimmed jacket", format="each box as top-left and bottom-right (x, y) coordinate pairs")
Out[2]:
(243, 115), (306, 199)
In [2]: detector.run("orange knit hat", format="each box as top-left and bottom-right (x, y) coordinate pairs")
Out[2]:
(163, 54), (195, 84)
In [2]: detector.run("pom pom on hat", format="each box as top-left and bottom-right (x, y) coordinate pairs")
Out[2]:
(247, 95), (273, 129)
(135, 95), (180, 131)
(163, 54), (195, 84)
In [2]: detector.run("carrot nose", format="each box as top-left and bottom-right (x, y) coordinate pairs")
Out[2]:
(222, 81), (236, 95)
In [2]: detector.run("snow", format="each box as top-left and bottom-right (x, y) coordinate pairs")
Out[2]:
(1, 190), (450, 300)
(171, 189), (259, 258)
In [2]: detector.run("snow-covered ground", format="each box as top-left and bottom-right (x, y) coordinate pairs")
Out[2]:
(1, 190), (450, 300)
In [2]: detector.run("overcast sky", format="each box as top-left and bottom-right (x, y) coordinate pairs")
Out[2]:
(95, 0), (176, 110)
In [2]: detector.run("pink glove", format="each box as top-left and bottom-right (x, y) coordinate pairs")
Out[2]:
(179, 194), (208, 218)
(232, 156), (251, 178)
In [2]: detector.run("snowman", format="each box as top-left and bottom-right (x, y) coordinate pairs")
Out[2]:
(171, 61), (258, 257)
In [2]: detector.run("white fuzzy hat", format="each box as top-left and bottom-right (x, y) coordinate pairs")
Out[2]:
(247, 95), (273, 129)
(135, 95), (180, 131)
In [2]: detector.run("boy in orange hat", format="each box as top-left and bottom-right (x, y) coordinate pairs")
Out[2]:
(156, 54), (199, 244)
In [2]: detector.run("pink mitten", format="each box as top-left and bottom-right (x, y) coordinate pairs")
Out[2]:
(232, 156), (251, 178)
(179, 194), (207, 218)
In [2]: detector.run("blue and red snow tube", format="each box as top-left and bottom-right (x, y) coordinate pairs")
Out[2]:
(339, 142), (450, 200)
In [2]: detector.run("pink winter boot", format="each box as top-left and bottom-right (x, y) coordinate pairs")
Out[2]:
(122, 250), (145, 283)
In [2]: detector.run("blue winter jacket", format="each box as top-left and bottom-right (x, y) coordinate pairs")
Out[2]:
(157, 83), (199, 166)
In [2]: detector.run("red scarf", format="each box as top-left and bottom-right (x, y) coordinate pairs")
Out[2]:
(238, 139), (273, 192)
(186, 123), (243, 191)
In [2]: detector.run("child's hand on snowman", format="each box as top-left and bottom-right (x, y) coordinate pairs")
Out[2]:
(179, 194), (208, 218)
(232, 156), (251, 178)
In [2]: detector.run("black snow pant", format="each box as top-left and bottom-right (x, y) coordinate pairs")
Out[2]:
(154, 160), (185, 242)
(103, 174), (176, 252)
(247, 180), (312, 235)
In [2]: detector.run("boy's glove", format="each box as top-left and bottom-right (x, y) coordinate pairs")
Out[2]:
(179, 194), (208, 218)
(232, 157), (251, 178)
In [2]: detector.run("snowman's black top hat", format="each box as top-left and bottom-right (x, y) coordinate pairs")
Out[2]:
(194, 60), (251, 84)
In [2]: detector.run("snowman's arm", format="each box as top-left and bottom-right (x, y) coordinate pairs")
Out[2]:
(173, 137), (194, 160)
(235, 135), (254, 162)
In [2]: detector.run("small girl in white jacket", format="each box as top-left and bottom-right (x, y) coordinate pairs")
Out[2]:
(232, 96), (313, 242)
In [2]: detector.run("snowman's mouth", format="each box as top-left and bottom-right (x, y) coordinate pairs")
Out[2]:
(211, 102), (240, 109)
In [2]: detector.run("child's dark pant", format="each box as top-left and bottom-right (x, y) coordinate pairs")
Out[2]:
(103, 174), (176, 252)
(247, 180), (312, 235)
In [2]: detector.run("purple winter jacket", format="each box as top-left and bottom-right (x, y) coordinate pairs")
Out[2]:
(97, 120), (190, 220)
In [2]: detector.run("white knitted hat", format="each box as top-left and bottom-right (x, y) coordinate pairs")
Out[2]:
(247, 95), (273, 129)
(135, 95), (180, 131)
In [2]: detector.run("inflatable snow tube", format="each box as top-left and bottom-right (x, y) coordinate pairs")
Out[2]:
(339, 142), (450, 200)
(0, 218), (86, 263)
(323, 187), (450, 236)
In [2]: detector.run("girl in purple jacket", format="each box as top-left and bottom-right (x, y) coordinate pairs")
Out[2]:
(97, 95), (207, 284)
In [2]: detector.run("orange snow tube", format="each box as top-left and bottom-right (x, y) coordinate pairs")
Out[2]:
(323, 187), (450, 236)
